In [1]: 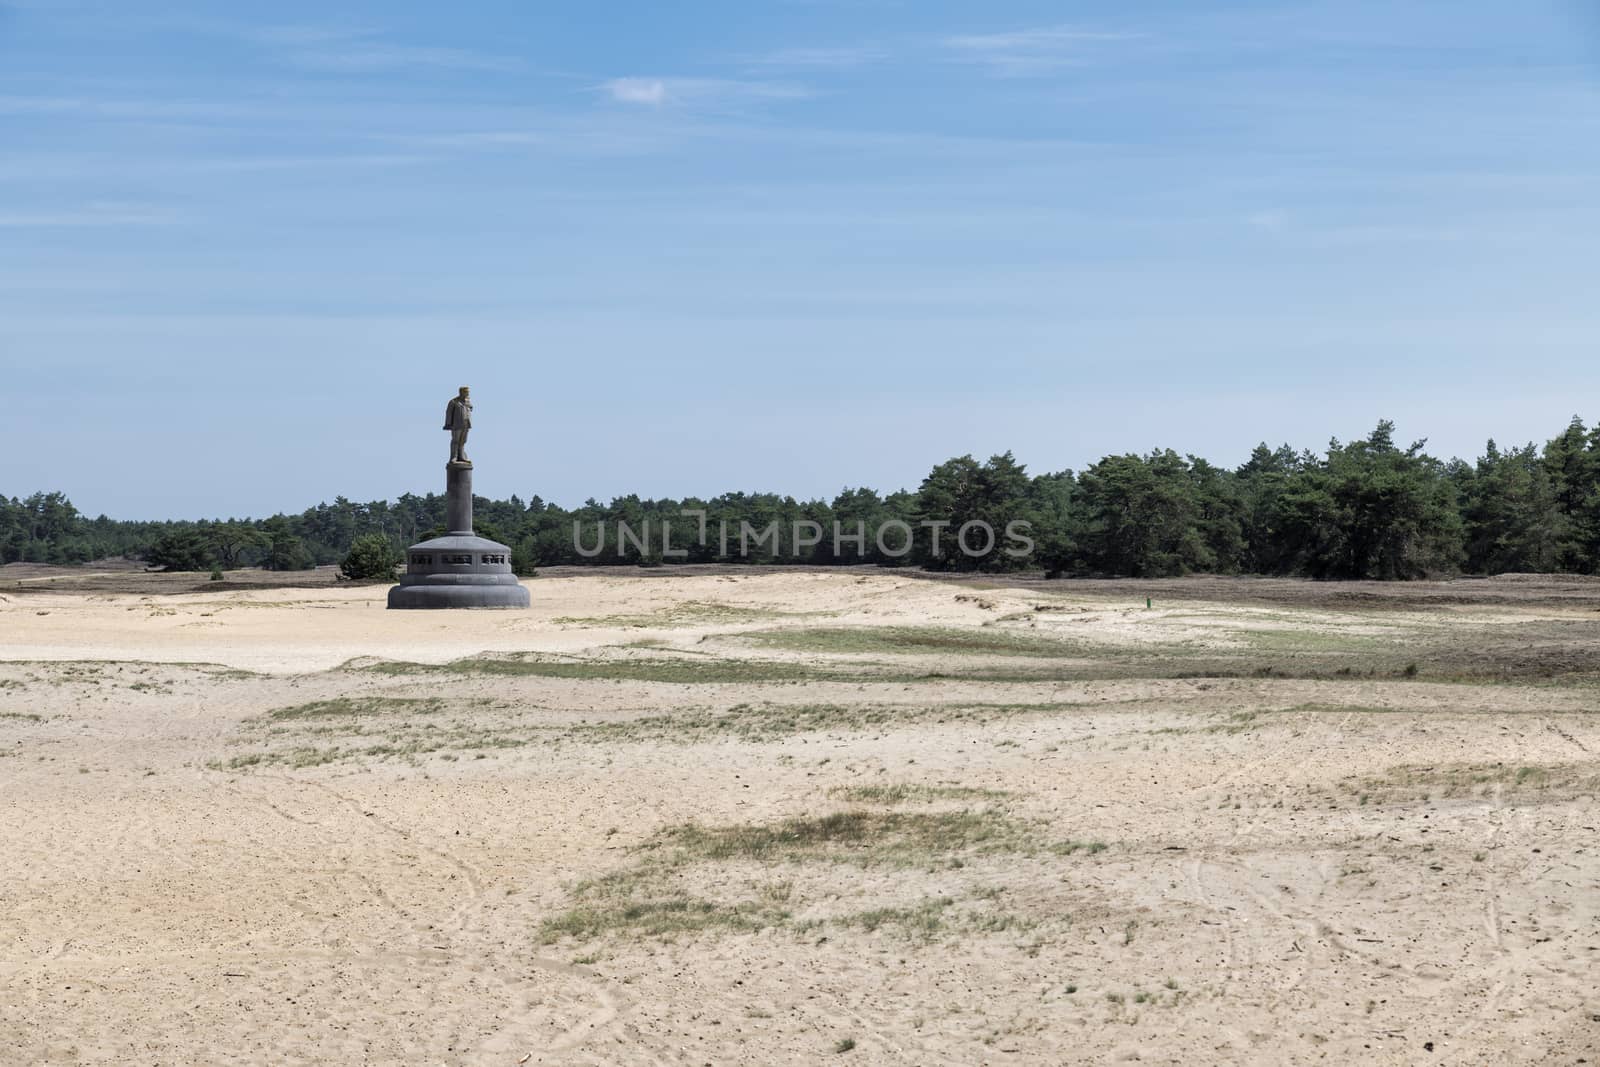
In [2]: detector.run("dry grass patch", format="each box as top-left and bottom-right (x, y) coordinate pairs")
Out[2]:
(553, 699), (1103, 745)
(262, 696), (445, 722)
(536, 892), (790, 943)
(553, 600), (827, 628)
(743, 625), (1084, 658)
(538, 803), (1107, 946)
(215, 697), (1107, 771)
(1340, 761), (1600, 805)
(649, 809), (1038, 867)
(828, 783), (1011, 805)
(356, 651), (861, 684)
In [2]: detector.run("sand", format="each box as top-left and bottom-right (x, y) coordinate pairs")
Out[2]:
(2, 569), (1598, 1064)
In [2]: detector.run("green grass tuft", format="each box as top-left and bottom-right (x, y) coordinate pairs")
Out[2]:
(264, 696), (444, 722)
(744, 625), (1081, 658)
(827, 783), (1012, 805)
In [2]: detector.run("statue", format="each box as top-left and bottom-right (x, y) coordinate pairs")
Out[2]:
(389, 384), (528, 609)
(444, 386), (472, 465)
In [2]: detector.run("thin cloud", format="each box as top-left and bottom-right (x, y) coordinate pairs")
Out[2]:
(600, 77), (812, 108)
(945, 26), (1136, 51)
(1315, 225), (1468, 246)
(0, 202), (178, 227)
(245, 25), (363, 47)
(1244, 211), (1469, 245)
(288, 42), (517, 73)
(0, 94), (263, 119)
(0, 150), (435, 184)
(395, 130), (549, 148)
(244, 24), (517, 73)
(185, 153), (431, 174)
(606, 78), (668, 106)
(743, 45), (887, 69)
(943, 24), (1140, 76)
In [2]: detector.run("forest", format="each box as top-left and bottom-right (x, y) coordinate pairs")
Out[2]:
(5, 418), (1600, 581)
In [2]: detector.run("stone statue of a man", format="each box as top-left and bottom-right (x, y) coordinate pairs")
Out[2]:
(444, 386), (473, 465)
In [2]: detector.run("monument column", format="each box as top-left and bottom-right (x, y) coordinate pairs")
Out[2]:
(446, 463), (473, 535)
(387, 385), (529, 610)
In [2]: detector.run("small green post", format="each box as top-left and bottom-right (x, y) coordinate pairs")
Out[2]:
(1146, 597), (1152, 609)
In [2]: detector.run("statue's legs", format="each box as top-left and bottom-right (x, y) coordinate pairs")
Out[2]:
(451, 428), (469, 463)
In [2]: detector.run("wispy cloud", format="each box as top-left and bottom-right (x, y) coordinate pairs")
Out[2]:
(606, 77), (669, 106)
(1314, 225), (1469, 246)
(0, 201), (178, 227)
(946, 26), (1136, 51)
(0, 151), (435, 184)
(1245, 211), (1469, 246)
(600, 77), (812, 108)
(244, 24), (517, 73)
(289, 42), (516, 73)
(943, 24), (1140, 76)
(373, 118), (710, 160)
(394, 130), (549, 148)
(0, 94), (219, 118)
(742, 45), (887, 70)
(185, 153), (430, 174)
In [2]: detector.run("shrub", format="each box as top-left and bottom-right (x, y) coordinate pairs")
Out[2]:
(511, 535), (540, 577)
(339, 534), (399, 582)
(144, 531), (214, 572)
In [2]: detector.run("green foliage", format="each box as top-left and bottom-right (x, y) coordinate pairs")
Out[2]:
(1271, 422), (1463, 579)
(1542, 417), (1600, 570)
(1236, 443), (1301, 572)
(473, 518), (506, 544)
(913, 451), (1035, 572)
(205, 521), (264, 569)
(1454, 440), (1565, 573)
(1075, 450), (1221, 577)
(0, 492), (91, 563)
(259, 516), (313, 571)
(13, 416), (1600, 581)
(144, 530), (214, 572)
(510, 535), (540, 577)
(338, 533), (399, 582)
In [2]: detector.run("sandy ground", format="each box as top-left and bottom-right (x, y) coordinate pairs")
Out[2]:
(2, 569), (1599, 1064)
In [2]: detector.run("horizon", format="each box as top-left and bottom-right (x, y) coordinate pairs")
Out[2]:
(5, 1), (1600, 519)
(16, 411), (1594, 524)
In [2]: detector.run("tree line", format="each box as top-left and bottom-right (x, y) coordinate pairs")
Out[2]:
(7, 417), (1600, 580)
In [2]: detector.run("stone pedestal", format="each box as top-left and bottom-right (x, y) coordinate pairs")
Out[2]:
(446, 462), (473, 534)
(387, 462), (530, 610)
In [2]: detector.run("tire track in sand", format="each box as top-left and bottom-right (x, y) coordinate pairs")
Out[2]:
(253, 771), (635, 1056)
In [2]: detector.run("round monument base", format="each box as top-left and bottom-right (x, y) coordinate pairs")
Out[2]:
(387, 533), (530, 610)
(386, 582), (530, 610)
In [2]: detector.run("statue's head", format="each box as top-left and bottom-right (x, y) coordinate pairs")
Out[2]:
(458, 386), (470, 399)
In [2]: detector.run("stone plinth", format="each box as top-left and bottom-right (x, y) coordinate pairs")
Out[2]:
(388, 461), (530, 610)
(446, 462), (473, 534)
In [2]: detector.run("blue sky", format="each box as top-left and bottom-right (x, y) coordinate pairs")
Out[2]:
(3, 1), (1598, 518)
